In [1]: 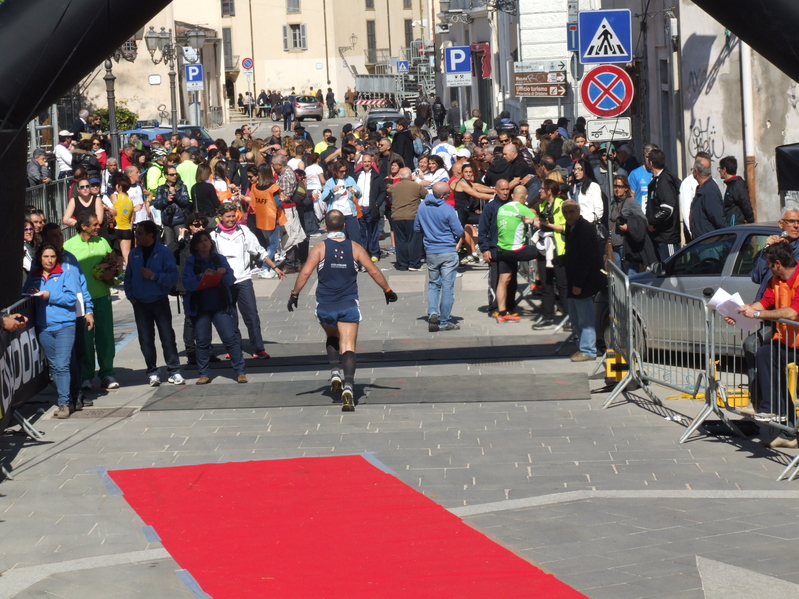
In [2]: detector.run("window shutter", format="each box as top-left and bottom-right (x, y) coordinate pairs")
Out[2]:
(282, 25), (289, 51)
(300, 24), (307, 50)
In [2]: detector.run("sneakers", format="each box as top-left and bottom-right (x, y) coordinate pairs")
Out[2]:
(330, 373), (343, 394)
(253, 350), (271, 359)
(387, 247), (396, 254)
(257, 270), (278, 279)
(168, 373), (185, 385)
(342, 387), (355, 412)
(563, 321), (574, 332)
(754, 412), (787, 423)
(460, 254), (476, 265)
(766, 435), (799, 449)
(408, 266), (425, 271)
(55, 405), (70, 419)
(237, 374), (248, 384)
(439, 323), (460, 331)
(81, 379), (93, 391)
(101, 376), (119, 389)
(196, 376), (212, 385)
(371, 256), (379, 263)
(496, 313), (521, 323)
(81, 396), (94, 407)
(148, 375), (161, 387)
(428, 313), (440, 332)
(533, 319), (555, 330)
(570, 352), (596, 362)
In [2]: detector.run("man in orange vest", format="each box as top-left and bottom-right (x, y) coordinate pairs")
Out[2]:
(730, 242), (799, 445)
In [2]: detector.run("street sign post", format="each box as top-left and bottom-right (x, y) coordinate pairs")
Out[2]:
(446, 73), (471, 87)
(185, 64), (204, 91)
(396, 60), (409, 74)
(585, 117), (632, 141)
(514, 59), (568, 73)
(241, 57), (254, 73)
(580, 65), (634, 117)
(514, 82), (567, 98)
(578, 9), (632, 64)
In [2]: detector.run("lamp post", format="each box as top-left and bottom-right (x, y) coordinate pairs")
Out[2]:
(105, 41), (138, 160)
(144, 26), (179, 135)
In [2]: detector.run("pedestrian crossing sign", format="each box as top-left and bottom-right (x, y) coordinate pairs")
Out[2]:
(578, 9), (632, 65)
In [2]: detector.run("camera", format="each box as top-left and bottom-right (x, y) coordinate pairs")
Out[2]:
(616, 216), (627, 226)
(539, 203), (555, 225)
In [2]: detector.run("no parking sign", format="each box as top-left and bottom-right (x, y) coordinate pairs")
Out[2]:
(580, 65), (634, 118)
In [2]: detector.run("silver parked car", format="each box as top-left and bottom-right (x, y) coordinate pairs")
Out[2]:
(626, 224), (779, 355)
(292, 96), (324, 121)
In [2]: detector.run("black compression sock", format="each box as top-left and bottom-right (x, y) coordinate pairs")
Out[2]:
(342, 351), (356, 388)
(326, 336), (340, 370)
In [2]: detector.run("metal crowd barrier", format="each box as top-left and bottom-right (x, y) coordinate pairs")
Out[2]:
(25, 179), (74, 239)
(603, 267), (799, 481)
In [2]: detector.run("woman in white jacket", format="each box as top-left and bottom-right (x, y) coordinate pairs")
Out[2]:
(570, 159), (604, 224)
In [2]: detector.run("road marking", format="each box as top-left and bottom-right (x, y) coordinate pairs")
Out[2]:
(449, 489), (799, 517)
(0, 549), (170, 599)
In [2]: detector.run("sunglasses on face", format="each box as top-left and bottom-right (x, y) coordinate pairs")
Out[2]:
(613, 184), (627, 189)
(23, 227), (34, 232)
(78, 185), (90, 189)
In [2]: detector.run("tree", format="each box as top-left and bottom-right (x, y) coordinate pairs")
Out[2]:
(95, 102), (138, 132)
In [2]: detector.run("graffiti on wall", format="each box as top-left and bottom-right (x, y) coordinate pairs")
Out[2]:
(688, 117), (725, 159)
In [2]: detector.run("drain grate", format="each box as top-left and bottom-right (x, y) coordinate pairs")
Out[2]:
(69, 407), (137, 419)
(468, 359), (524, 366)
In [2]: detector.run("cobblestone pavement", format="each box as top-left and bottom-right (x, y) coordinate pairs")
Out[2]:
(3, 257), (799, 599)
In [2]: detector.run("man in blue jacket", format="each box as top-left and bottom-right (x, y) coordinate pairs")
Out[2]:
(415, 182), (464, 332)
(124, 221), (183, 386)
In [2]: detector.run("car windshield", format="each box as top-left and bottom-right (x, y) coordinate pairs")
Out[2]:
(180, 127), (212, 141)
(367, 113), (402, 129)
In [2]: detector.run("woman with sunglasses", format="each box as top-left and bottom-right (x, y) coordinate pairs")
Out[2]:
(62, 178), (104, 227)
(91, 136), (107, 169)
(321, 161), (362, 246)
(609, 174), (656, 274)
(569, 158), (604, 225)
(22, 215), (38, 280)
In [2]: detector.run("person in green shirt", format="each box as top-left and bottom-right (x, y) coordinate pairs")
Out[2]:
(495, 185), (539, 322)
(532, 179), (569, 330)
(146, 148), (168, 196)
(63, 211), (119, 390)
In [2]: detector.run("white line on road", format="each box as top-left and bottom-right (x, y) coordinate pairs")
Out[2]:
(449, 489), (799, 517)
(0, 548), (170, 599)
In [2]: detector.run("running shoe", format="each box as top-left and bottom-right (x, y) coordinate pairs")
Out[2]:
(257, 270), (278, 279)
(371, 256), (379, 263)
(168, 374), (185, 385)
(428, 313), (440, 332)
(148, 375), (161, 387)
(330, 373), (343, 394)
(439, 323), (460, 331)
(253, 350), (271, 359)
(342, 387), (355, 412)
(81, 379), (93, 391)
(496, 313), (521, 323)
(533, 320), (555, 330)
(387, 247), (396, 254)
(101, 376), (120, 389)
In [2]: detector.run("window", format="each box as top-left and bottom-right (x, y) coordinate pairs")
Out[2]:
(222, 28), (234, 69)
(404, 19), (413, 48)
(366, 20), (376, 50)
(403, 0), (412, 8)
(733, 234), (770, 276)
(283, 24), (308, 51)
(221, 0), (235, 16)
(670, 234), (736, 276)
(287, 0), (300, 12)
(366, 0), (374, 8)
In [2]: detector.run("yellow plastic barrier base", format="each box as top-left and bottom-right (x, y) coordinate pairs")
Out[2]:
(604, 350), (628, 386)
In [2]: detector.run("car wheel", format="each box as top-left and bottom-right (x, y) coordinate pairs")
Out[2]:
(316, 116), (322, 121)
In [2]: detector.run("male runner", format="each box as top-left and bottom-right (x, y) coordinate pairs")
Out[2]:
(288, 210), (398, 412)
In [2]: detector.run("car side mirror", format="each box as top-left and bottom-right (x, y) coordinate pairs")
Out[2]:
(651, 262), (666, 276)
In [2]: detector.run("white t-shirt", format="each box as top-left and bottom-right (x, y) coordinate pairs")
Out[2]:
(330, 179), (352, 216)
(288, 157), (303, 170)
(357, 170), (372, 207)
(305, 164), (324, 190)
(129, 185), (149, 223)
(55, 144), (72, 173)
(213, 179), (228, 193)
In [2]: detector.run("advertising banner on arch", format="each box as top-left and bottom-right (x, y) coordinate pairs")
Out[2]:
(0, 300), (49, 433)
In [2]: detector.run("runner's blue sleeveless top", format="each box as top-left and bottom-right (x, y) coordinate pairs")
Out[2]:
(316, 238), (358, 303)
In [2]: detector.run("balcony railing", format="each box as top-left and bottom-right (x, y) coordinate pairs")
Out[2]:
(225, 54), (240, 71)
(448, 0), (487, 10)
(364, 48), (390, 65)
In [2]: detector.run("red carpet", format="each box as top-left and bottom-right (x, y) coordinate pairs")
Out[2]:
(109, 455), (587, 598)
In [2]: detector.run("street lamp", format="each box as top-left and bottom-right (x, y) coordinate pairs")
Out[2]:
(105, 40), (138, 160)
(338, 33), (358, 53)
(145, 26), (179, 135)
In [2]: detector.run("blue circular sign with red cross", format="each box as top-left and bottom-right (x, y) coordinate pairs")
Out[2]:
(580, 65), (634, 118)
(242, 57), (254, 71)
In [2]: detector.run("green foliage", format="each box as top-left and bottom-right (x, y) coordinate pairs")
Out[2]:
(96, 102), (139, 132)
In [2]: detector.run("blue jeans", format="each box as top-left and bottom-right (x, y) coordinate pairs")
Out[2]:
(568, 296), (597, 357)
(133, 297), (181, 376)
(358, 210), (380, 258)
(231, 279), (264, 354)
(426, 252), (459, 326)
(192, 309), (246, 377)
(39, 325), (76, 406)
(344, 214), (362, 246)
(259, 227), (280, 272)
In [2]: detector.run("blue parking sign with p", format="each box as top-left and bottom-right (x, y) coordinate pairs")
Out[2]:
(445, 46), (471, 73)
(185, 64), (203, 82)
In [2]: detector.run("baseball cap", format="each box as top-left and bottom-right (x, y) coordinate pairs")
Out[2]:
(455, 148), (471, 158)
(342, 123), (353, 134)
(597, 142), (616, 153)
(88, 177), (101, 184)
(545, 124), (559, 134)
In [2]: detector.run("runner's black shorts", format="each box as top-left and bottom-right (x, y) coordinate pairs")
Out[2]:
(497, 246), (539, 274)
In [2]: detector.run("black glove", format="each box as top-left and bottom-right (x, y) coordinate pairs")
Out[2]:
(287, 292), (299, 312)
(384, 288), (398, 304)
